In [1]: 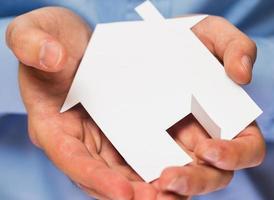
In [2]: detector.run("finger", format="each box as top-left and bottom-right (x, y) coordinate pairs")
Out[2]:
(222, 36), (256, 85)
(50, 134), (133, 200)
(159, 164), (233, 196)
(132, 182), (157, 200)
(35, 125), (133, 200)
(82, 117), (143, 182)
(152, 180), (184, 200)
(192, 16), (257, 84)
(168, 114), (209, 152)
(6, 16), (66, 72)
(195, 123), (266, 170)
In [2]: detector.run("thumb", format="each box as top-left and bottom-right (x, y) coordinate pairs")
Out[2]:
(192, 16), (256, 85)
(223, 37), (256, 85)
(6, 21), (66, 72)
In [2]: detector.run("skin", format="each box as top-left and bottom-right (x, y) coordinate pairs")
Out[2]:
(6, 7), (265, 200)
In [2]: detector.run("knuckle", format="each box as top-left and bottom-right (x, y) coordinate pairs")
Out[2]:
(216, 144), (228, 159)
(208, 15), (229, 26)
(6, 20), (17, 48)
(215, 144), (239, 168)
(6, 15), (26, 50)
(178, 174), (191, 195)
(241, 37), (257, 55)
(178, 167), (193, 194)
(43, 6), (74, 15)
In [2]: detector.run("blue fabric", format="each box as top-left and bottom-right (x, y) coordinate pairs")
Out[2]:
(0, 0), (274, 199)
(0, 17), (25, 114)
(0, 115), (90, 200)
(0, 114), (273, 200)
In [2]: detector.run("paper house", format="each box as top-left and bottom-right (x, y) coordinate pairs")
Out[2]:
(61, 1), (262, 182)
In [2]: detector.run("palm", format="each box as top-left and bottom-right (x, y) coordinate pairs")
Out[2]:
(17, 8), (165, 199)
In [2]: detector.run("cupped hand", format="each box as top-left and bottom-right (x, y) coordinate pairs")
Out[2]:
(6, 7), (184, 200)
(157, 16), (265, 197)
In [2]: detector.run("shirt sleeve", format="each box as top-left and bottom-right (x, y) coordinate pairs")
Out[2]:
(0, 17), (26, 114)
(244, 36), (274, 141)
(0, 1), (49, 17)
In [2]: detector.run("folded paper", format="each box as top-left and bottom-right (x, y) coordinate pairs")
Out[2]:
(61, 0), (262, 182)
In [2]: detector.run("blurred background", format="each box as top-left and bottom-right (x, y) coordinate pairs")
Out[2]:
(1, 1), (274, 199)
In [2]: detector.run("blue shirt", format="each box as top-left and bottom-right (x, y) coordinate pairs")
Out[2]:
(0, 1), (274, 199)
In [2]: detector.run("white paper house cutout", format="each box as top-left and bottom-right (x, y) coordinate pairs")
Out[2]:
(61, 1), (262, 182)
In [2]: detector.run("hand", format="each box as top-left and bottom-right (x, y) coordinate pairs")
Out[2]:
(6, 7), (184, 200)
(157, 16), (265, 197)
(6, 9), (265, 200)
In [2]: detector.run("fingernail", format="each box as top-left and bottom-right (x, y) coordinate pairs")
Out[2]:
(241, 55), (252, 73)
(167, 177), (188, 195)
(39, 41), (62, 69)
(204, 149), (219, 163)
